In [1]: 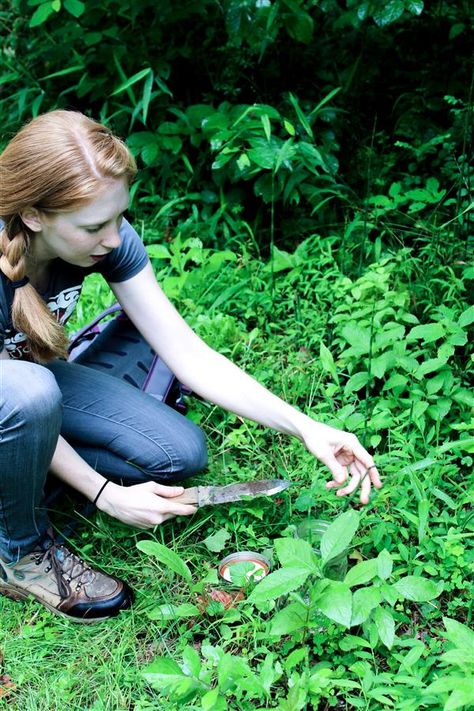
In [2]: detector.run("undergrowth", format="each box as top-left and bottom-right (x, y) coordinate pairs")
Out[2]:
(0, 226), (472, 710)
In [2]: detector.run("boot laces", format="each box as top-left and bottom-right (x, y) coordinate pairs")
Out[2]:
(35, 540), (93, 597)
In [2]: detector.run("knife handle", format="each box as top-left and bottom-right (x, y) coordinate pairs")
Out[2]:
(172, 487), (200, 505)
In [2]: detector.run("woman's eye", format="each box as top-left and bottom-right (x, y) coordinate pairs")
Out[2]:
(86, 226), (101, 234)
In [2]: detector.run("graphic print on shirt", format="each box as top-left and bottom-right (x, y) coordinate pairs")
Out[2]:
(4, 284), (82, 359)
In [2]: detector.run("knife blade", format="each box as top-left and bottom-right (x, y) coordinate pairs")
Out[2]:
(172, 478), (292, 507)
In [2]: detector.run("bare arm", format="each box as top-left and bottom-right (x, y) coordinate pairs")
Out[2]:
(111, 263), (382, 503)
(49, 435), (197, 527)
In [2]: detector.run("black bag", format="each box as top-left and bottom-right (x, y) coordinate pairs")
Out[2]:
(68, 304), (190, 413)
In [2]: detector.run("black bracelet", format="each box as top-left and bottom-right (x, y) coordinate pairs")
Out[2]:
(93, 479), (110, 506)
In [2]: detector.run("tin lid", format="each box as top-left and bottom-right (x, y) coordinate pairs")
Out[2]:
(218, 551), (270, 584)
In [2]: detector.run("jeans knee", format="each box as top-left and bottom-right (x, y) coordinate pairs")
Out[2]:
(0, 361), (62, 428)
(179, 423), (208, 475)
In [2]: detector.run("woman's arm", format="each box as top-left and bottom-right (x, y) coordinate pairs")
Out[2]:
(111, 264), (382, 504)
(49, 435), (197, 527)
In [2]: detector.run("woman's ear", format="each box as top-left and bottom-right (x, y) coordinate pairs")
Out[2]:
(19, 208), (43, 233)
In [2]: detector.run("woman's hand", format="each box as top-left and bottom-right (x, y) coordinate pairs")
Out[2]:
(97, 481), (197, 529)
(299, 420), (382, 504)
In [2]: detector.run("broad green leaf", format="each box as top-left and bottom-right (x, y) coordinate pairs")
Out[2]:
(147, 244), (171, 260)
(269, 601), (308, 637)
(426, 676), (472, 694)
(247, 567), (310, 604)
(377, 550), (393, 580)
(320, 510), (360, 565)
(374, 607), (395, 649)
(182, 646), (201, 678)
(142, 657), (202, 699)
(350, 586), (381, 626)
(393, 576), (440, 602)
(373, 0), (405, 26)
(317, 580), (352, 627)
(202, 528), (231, 553)
(341, 324), (371, 354)
(407, 1), (424, 15)
(29, 2), (55, 26)
(344, 558), (378, 587)
(63, 0), (85, 16)
(446, 684), (474, 711)
(416, 356), (449, 377)
(275, 538), (319, 573)
(443, 617), (474, 654)
(137, 540), (192, 582)
(407, 323), (445, 342)
(459, 305), (474, 328)
(202, 688), (226, 711)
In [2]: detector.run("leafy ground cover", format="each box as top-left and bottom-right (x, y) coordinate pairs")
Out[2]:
(0, 227), (472, 710)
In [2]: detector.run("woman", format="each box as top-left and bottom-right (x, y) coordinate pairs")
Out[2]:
(0, 110), (382, 623)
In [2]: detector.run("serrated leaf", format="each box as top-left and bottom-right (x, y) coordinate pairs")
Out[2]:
(137, 540), (192, 582)
(320, 510), (360, 565)
(393, 576), (440, 602)
(247, 567), (310, 604)
(202, 528), (231, 553)
(317, 580), (352, 627)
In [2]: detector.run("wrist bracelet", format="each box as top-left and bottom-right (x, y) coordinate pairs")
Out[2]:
(93, 479), (110, 506)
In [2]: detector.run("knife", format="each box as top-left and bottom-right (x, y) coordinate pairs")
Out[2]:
(172, 478), (292, 507)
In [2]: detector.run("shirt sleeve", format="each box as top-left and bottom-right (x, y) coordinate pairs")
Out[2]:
(96, 218), (149, 283)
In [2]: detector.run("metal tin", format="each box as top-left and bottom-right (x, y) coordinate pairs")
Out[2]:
(218, 551), (271, 585)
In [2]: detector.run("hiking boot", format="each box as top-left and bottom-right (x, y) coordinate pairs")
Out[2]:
(0, 533), (133, 623)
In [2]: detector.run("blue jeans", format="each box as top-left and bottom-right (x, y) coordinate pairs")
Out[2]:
(0, 336), (207, 563)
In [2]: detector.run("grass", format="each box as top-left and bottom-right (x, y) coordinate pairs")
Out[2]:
(0, 229), (473, 710)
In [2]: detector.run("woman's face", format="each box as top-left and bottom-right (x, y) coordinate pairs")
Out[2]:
(28, 178), (130, 268)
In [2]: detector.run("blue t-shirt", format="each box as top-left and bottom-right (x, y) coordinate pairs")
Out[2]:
(0, 218), (149, 359)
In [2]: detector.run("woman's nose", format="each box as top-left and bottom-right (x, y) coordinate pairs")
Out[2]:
(100, 226), (122, 250)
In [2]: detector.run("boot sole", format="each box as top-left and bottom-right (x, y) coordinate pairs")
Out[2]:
(0, 582), (110, 624)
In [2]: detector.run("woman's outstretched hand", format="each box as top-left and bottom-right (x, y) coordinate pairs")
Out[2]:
(97, 481), (197, 529)
(299, 420), (382, 504)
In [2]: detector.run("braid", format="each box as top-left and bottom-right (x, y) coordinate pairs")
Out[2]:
(0, 225), (69, 362)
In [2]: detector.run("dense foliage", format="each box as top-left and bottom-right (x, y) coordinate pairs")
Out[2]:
(0, 1), (473, 709)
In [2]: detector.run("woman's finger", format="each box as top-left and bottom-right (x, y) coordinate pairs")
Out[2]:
(151, 483), (185, 498)
(317, 450), (349, 484)
(336, 461), (361, 497)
